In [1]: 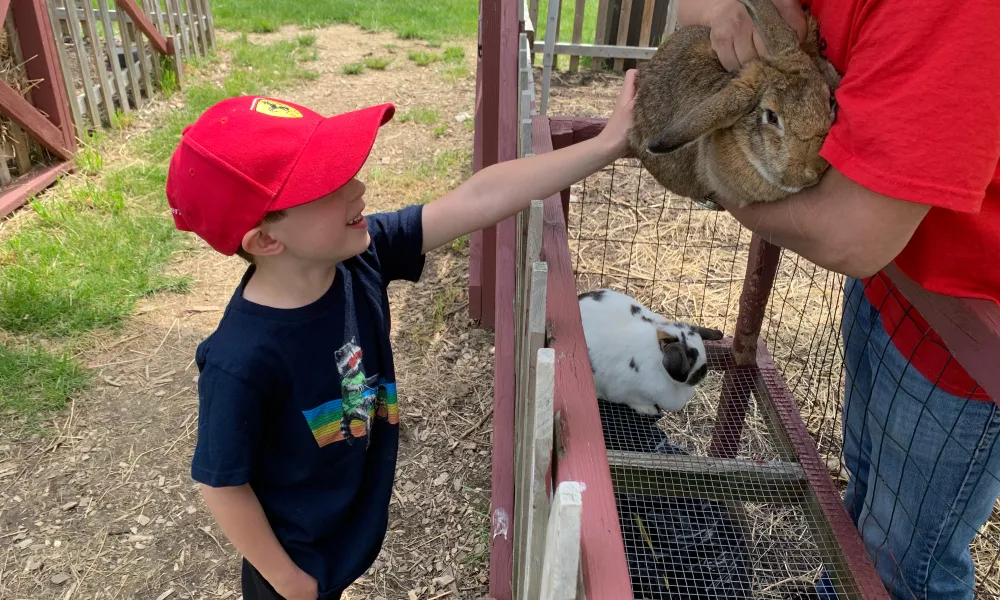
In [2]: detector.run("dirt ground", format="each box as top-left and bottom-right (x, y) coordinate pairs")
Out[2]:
(0, 23), (627, 600)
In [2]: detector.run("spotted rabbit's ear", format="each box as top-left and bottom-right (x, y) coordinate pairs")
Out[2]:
(691, 326), (724, 341)
(661, 342), (692, 383)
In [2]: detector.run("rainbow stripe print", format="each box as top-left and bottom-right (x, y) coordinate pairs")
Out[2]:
(302, 380), (398, 447)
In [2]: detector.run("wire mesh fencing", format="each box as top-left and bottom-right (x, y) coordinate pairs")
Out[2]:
(569, 157), (1000, 599)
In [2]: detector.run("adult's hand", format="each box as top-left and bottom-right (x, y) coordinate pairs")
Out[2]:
(705, 0), (808, 71)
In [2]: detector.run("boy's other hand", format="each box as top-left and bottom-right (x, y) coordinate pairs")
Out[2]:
(706, 0), (806, 71)
(274, 567), (318, 600)
(598, 68), (638, 158)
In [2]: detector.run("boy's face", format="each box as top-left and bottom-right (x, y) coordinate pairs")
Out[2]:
(264, 178), (370, 263)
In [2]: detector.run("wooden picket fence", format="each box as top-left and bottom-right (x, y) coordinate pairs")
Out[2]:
(51, 0), (215, 135)
(527, 0), (677, 75)
(534, 0), (677, 113)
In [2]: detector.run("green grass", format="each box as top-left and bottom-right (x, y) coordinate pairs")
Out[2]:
(443, 46), (465, 63)
(443, 65), (470, 83)
(296, 33), (317, 47)
(0, 34), (317, 431)
(365, 149), (470, 206)
(211, 0), (605, 69)
(433, 123), (447, 137)
(212, 0), (479, 43)
(407, 50), (440, 67)
(0, 343), (89, 426)
(400, 107), (440, 125)
(0, 165), (187, 336)
(364, 56), (392, 70)
(342, 62), (365, 75)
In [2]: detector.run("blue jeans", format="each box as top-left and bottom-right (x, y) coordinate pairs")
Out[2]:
(818, 278), (1000, 599)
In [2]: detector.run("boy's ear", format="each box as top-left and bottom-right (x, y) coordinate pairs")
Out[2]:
(241, 226), (284, 258)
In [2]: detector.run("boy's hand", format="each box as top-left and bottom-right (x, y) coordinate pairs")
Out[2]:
(597, 68), (638, 159)
(705, 0), (806, 71)
(273, 567), (318, 600)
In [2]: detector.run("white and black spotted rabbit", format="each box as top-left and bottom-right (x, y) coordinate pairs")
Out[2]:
(579, 288), (724, 416)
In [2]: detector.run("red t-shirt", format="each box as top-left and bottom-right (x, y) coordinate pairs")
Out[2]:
(806, 0), (1000, 401)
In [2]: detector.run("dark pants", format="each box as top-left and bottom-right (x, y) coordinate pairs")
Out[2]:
(240, 558), (343, 600)
(241, 559), (284, 600)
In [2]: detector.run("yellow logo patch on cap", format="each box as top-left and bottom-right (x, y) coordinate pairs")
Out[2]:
(251, 98), (303, 119)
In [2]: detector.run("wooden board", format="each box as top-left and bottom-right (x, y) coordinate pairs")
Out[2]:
(0, 161), (73, 219)
(11, 0), (76, 153)
(534, 114), (632, 598)
(489, 212), (517, 600)
(115, 0), (171, 55)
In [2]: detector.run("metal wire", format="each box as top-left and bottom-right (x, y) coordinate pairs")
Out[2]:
(569, 158), (1000, 599)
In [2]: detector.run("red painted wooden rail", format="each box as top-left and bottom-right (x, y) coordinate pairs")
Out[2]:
(483, 0), (524, 595)
(115, 0), (174, 56)
(0, 0), (78, 219)
(534, 114), (633, 597)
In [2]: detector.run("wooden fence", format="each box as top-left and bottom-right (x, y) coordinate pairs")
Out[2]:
(527, 0), (676, 74)
(485, 30), (632, 600)
(51, 0), (215, 135)
(535, 0), (676, 113)
(0, 0), (215, 221)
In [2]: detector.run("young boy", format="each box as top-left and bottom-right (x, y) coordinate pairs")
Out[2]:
(165, 72), (637, 599)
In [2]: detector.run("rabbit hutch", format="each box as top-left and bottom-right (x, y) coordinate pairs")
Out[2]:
(469, 0), (1000, 599)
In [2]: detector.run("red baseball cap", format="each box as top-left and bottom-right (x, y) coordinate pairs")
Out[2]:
(166, 96), (395, 255)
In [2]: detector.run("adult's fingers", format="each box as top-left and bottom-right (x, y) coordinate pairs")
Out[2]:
(733, 17), (760, 69)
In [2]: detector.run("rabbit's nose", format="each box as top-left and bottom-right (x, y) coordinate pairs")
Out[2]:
(804, 168), (819, 183)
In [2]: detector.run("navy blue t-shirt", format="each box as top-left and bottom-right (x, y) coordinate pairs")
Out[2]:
(190, 205), (425, 598)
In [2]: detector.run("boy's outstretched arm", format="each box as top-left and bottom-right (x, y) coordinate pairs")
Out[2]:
(420, 70), (638, 255)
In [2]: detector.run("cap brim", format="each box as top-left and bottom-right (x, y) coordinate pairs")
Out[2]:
(271, 103), (394, 212)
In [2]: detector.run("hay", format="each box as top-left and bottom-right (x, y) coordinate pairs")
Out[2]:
(0, 13), (48, 179)
(568, 157), (1000, 596)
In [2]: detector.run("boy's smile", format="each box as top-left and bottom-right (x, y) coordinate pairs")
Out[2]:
(264, 177), (371, 264)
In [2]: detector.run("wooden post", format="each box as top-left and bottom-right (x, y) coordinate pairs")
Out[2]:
(534, 114), (632, 598)
(202, 0), (216, 50)
(539, 481), (583, 600)
(44, 1), (85, 139)
(184, 0), (200, 59)
(709, 234), (782, 459)
(118, 12), (144, 108)
(59, 0), (102, 129)
(11, 0), (77, 152)
(613, 0), (634, 72)
(171, 33), (184, 88)
(638, 0), (656, 49)
(514, 261), (548, 599)
(592, 0), (610, 71)
(568, 0), (586, 72)
(96, 0), (132, 114)
(80, 0), (116, 122)
(539, 0), (560, 114)
(521, 347), (556, 600)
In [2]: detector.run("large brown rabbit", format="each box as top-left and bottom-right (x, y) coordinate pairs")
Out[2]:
(628, 0), (842, 208)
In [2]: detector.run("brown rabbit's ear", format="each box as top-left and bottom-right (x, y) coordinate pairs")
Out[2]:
(738, 0), (800, 56)
(647, 83), (758, 154)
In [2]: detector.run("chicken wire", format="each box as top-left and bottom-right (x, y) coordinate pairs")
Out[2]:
(568, 158), (1000, 599)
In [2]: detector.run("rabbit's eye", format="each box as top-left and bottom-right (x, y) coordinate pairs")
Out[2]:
(764, 109), (780, 127)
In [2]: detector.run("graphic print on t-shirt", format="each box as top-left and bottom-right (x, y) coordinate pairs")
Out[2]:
(300, 337), (400, 448)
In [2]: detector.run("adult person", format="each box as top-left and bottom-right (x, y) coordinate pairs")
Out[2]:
(675, 1), (1000, 598)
